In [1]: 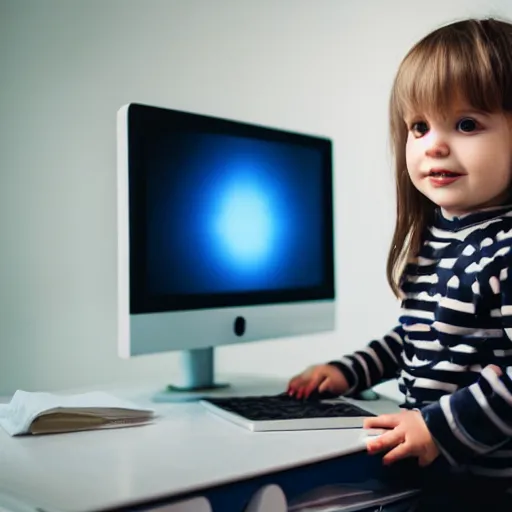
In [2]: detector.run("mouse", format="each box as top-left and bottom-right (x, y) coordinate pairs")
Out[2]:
(353, 389), (380, 401)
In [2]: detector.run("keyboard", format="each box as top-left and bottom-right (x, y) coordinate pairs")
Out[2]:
(200, 393), (376, 432)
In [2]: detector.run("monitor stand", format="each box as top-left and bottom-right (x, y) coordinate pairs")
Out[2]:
(153, 347), (229, 403)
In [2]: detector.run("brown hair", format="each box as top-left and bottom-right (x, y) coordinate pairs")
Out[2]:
(387, 17), (512, 297)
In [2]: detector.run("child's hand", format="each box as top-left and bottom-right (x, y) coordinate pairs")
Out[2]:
(363, 410), (439, 467)
(287, 364), (349, 399)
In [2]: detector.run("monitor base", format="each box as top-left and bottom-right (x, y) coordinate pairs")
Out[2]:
(152, 347), (229, 402)
(153, 383), (230, 403)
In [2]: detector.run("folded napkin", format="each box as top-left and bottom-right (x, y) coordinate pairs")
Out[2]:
(0, 390), (155, 436)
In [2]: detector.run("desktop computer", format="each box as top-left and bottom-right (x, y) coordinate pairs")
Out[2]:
(117, 103), (375, 429)
(117, 102), (335, 385)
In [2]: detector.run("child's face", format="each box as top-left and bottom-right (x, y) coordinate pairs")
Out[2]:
(404, 98), (512, 217)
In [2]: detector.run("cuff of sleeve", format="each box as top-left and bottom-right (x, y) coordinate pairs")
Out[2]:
(327, 360), (358, 395)
(421, 389), (507, 467)
(420, 399), (460, 467)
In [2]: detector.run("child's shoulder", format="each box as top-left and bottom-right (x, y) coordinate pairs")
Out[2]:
(467, 211), (512, 243)
(482, 212), (512, 242)
(473, 213), (512, 269)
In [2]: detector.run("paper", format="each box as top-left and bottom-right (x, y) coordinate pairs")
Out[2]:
(0, 390), (155, 436)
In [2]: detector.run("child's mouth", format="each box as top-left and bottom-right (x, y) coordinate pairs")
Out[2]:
(428, 170), (463, 187)
(429, 169), (462, 178)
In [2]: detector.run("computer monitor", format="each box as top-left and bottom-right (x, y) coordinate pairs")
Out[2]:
(117, 103), (335, 400)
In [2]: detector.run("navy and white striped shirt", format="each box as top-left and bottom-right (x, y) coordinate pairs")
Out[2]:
(335, 205), (512, 478)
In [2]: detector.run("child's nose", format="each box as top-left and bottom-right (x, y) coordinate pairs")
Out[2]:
(425, 133), (450, 158)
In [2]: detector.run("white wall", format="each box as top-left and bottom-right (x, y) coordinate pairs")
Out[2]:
(0, 0), (510, 395)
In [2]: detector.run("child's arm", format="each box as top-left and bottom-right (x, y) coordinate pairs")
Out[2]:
(328, 325), (404, 396)
(421, 253), (512, 466)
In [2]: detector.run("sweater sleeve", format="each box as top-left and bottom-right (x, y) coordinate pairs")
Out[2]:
(421, 254), (512, 466)
(328, 325), (404, 396)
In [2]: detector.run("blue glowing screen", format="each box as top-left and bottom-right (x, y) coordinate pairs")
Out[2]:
(144, 132), (325, 295)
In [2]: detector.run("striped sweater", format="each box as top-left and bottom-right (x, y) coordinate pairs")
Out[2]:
(334, 205), (512, 478)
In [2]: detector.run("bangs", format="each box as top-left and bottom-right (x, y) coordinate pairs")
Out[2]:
(392, 20), (508, 119)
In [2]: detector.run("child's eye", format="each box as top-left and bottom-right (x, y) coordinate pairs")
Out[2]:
(410, 121), (429, 137)
(457, 117), (479, 133)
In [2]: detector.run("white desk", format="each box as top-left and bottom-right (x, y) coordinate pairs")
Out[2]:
(0, 376), (403, 512)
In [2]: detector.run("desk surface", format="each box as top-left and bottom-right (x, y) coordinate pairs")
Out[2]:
(0, 376), (401, 512)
